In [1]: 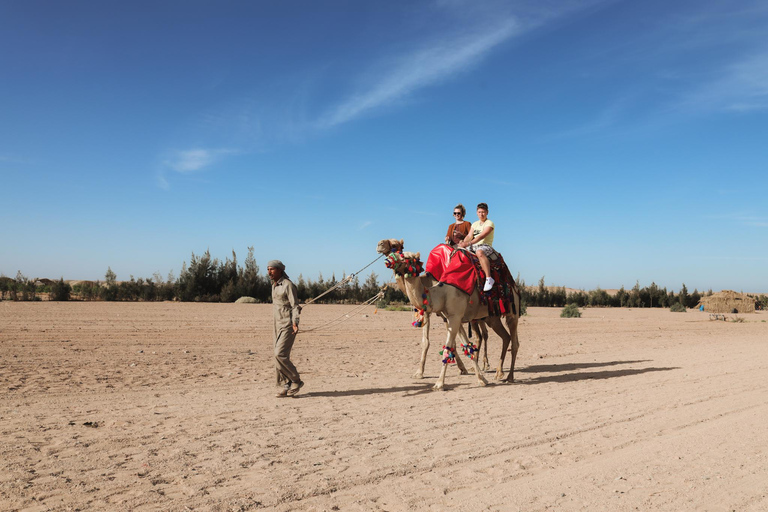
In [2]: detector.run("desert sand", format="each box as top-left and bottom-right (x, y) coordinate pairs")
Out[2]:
(1, 301), (767, 511)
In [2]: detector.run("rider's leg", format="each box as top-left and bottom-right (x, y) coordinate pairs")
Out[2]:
(477, 250), (494, 291)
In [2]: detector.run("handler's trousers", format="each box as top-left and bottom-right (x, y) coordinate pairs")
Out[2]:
(274, 329), (301, 386)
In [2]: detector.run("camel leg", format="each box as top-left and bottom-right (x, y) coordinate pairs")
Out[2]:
(504, 313), (520, 383)
(470, 320), (485, 371)
(478, 320), (490, 371)
(454, 325), (469, 375)
(461, 327), (488, 387)
(434, 316), (461, 391)
(439, 313), (468, 375)
(413, 313), (430, 379)
(487, 317), (511, 381)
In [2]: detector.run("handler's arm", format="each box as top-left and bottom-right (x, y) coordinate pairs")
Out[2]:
(288, 282), (301, 333)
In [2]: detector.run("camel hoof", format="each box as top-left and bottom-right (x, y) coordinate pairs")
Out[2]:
(433, 383), (445, 391)
(495, 372), (505, 381)
(477, 378), (488, 387)
(412, 372), (425, 379)
(460, 369), (470, 375)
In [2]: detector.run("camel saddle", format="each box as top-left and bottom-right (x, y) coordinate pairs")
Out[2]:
(425, 244), (517, 317)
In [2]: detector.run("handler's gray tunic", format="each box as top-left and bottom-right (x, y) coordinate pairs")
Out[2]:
(272, 274), (301, 385)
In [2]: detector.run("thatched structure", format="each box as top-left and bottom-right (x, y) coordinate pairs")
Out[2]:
(235, 296), (258, 304)
(697, 290), (755, 314)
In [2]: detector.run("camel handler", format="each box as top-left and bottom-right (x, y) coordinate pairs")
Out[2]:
(268, 260), (304, 398)
(459, 202), (496, 292)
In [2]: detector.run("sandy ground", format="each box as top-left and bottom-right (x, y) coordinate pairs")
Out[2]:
(1, 301), (767, 511)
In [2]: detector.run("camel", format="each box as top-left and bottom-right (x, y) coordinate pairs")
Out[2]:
(377, 239), (520, 390)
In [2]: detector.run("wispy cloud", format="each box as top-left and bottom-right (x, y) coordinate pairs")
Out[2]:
(164, 148), (236, 173)
(0, 154), (32, 165)
(708, 212), (768, 227)
(683, 50), (768, 113)
(154, 0), (604, 189)
(359, 221), (373, 230)
(543, 96), (632, 140)
(157, 148), (237, 189)
(317, 18), (521, 128)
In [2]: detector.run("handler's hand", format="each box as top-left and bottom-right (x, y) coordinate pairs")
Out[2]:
(292, 324), (299, 334)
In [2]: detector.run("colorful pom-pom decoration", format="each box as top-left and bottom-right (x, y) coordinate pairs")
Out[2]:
(461, 342), (479, 360)
(440, 345), (456, 364)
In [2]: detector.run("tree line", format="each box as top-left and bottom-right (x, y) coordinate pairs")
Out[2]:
(0, 247), (405, 304)
(2, 251), (767, 310)
(518, 276), (768, 310)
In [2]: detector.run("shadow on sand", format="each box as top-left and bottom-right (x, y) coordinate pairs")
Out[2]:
(518, 366), (680, 385)
(302, 383), (435, 398)
(518, 360), (652, 373)
(298, 361), (680, 396)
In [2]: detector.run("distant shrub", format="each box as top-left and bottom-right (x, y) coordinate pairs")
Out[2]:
(560, 303), (581, 318)
(50, 278), (71, 301)
(235, 296), (258, 303)
(669, 302), (686, 313)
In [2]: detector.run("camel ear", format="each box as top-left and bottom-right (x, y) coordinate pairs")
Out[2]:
(399, 239), (404, 248)
(415, 252), (420, 259)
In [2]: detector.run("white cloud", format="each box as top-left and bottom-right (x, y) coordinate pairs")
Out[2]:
(166, 149), (215, 173)
(318, 19), (520, 129)
(163, 148), (238, 173)
(682, 50), (768, 113)
(156, 147), (237, 189)
(708, 212), (768, 227)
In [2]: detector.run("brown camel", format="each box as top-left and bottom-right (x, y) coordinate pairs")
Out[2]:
(377, 239), (520, 390)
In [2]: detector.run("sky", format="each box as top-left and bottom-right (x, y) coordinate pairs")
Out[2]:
(1, 0), (767, 293)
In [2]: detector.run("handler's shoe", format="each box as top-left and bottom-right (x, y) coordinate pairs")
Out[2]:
(275, 384), (290, 398)
(286, 380), (304, 397)
(483, 277), (495, 292)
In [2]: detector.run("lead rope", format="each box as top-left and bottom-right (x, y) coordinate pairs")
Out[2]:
(300, 290), (385, 333)
(296, 254), (388, 333)
(300, 254), (384, 308)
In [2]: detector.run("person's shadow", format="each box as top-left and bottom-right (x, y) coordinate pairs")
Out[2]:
(302, 384), (434, 398)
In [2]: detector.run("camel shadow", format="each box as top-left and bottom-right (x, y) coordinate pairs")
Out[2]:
(517, 360), (652, 373)
(518, 366), (679, 385)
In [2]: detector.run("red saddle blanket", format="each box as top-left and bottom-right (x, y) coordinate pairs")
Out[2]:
(425, 244), (477, 295)
(425, 244), (518, 317)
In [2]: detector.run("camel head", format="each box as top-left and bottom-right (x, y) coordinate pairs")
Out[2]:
(376, 238), (404, 255)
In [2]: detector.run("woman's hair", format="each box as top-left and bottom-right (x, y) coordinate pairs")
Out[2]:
(477, 202), (489, 212)
(454, 203), (466, 217)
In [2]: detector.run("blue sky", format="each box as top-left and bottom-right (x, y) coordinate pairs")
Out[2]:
(2, 0), (767, 293)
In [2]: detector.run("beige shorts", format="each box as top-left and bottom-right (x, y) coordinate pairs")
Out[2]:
(470, 244), (497, 259)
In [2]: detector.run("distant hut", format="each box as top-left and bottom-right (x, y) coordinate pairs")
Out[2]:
(697, 290), (755, 314)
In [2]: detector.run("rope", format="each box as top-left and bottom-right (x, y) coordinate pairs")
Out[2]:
(301, 254), (384, 307)
(300, 290), (384, 333)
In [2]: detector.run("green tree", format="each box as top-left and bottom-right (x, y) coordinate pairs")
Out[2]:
(50, 278), (71, 301)
(536, 276), (549, 307)
(105, 267), (117, 286)
(361, 271), (379, 299)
